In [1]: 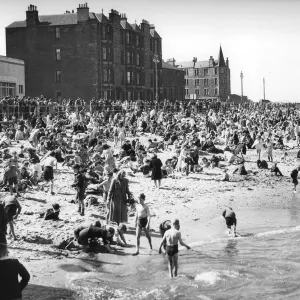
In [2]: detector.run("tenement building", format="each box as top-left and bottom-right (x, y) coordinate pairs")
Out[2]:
(177, 46), (231, 101)
(162, 59), (185, 101)
(6, 4), (162, 102)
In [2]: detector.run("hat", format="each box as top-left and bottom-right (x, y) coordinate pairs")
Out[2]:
(52, 203), (60, 211)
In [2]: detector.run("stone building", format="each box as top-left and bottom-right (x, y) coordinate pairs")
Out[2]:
(0, 55), (25, 98)
(162, 59), (185, 101)
(177, 46), (231, 101)
(6, 4), (162, 102)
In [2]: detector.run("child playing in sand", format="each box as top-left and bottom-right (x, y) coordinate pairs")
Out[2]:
(159, 218), (191, 278)
(133, 193), (152, 256)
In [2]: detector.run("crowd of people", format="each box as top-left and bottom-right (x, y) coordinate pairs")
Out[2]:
(1, 95), (300, 297)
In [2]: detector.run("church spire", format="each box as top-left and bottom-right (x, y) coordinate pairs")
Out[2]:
(218, 45), (226, 67)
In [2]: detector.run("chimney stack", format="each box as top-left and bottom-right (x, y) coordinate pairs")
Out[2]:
(193, 57), (197, 68)
(226, 57), (229, 67)
(140, 19), (150, 33)
(209, 56), (214, 67)
(77, 3), (89, 22)
(26, 4), (39, 27)
(109, 9), (120, 25)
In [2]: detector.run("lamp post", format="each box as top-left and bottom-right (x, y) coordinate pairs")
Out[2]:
(240, 71), (244, 102)
(153, 52), (160, 101)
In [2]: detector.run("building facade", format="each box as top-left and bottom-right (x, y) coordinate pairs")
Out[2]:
(0, 55), (25, 98)
(177, 46), (231, 101)
(6, 4), (162, 102)
(162, 59), (185, 101)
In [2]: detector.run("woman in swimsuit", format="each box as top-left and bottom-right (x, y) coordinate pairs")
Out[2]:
(133, 193), (152, 256)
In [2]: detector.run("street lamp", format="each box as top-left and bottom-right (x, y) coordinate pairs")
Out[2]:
(153, 52), (160, 101)
(240, 71), (244, 102)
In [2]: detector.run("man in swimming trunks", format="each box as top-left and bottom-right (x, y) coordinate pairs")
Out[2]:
(159, 218), (190, 278)
(222, 206), (237, 237)
(133, 193), (152, 256)
(159, 220), (171, 250)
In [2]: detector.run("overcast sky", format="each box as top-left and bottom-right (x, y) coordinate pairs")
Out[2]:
(1, 0), (299, 102)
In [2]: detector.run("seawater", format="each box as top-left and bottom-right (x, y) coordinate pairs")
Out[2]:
(66, 227), (300, 300)
(65, 194), (300, 300)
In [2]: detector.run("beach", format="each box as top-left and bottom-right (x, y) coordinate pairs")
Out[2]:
(3, 134), (300, 300)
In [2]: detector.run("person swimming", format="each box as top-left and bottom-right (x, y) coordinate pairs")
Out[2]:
(159, 218), (190, 278)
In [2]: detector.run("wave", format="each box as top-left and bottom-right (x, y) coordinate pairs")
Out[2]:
(181, 225), (300, 250)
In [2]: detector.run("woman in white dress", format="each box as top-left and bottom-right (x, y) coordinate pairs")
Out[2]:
(118, 122), (126, 146)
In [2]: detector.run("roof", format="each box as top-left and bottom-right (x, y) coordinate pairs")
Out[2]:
(176, 60), (218, 68)
(0, 55), (24, 64)
(218, 45), (226, 67)
(162, 61), (184, 71)
(120, 20), (134, 30)
(150, 28), (161, 39)
(130, 23), (141, 32)
(95, 13), (108, 23)
(7, 12), (97, 28)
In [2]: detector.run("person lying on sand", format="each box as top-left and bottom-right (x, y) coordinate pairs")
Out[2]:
(159, 218), (190, 278)
(222, 206), (237, 237)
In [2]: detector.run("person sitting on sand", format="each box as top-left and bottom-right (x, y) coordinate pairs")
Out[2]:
(159, 218), (191, 278)
(217, 169), (229, 181)
(133, 193), (152, 256)
(108, 223), (128, 247)
(222, 206), (237, 237)
(270, 163), (283, 176)
(2, 195), (22, 241)
(233, 163), (248, 175)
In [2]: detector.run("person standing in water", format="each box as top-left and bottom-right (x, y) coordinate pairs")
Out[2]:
(222, 206), (237, 237)
(159, 218), (191, 278)
(133, 193), (152, 256)
(291, 166), (300, 192)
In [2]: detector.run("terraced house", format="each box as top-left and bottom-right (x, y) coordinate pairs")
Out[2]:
(6, 4), (162, 102)
(177, 46), (231, 102)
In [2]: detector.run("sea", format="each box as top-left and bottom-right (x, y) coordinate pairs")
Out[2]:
(65, 198), (300, 300)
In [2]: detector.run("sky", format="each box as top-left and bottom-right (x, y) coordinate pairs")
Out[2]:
(1, 0), (299, 102)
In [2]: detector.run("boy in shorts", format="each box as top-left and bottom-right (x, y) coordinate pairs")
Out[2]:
(4, 160), (20, 196)
(2, 195), (22, 240)
(133, 193), (152, 256)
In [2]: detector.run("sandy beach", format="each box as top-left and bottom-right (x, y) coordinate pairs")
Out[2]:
(2, 134), (299, 300)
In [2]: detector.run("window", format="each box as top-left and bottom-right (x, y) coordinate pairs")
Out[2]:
(0, 82), (16, 97)
(136, 73), (140, 85)
(195, 79), (200, 86)
(136, 35), (140, 47)
(108, 48), (112, 61)
(55, 70), (61, 83)
(137, 92), (141, 100)
(56, 91), (62, 102)
(127, 71), (131, 84)
(204, 89), (209, 96)
(214, 88), (218, 96)
(185, 69), (188, 75)
(204, 79), (208, 86)
(136, 53), (140, 66)
(204, 68), (208, 76)
(185, 79), (189, 86)
(55, 49), (61, 61)
(103, 69), (111, 82)
(195, 89), (200, 96)
(18, 85), (23, 94)
(102, 26), (107, 39)
(126, 32), (130, 44)
(127, 91), (132, 101)
(55, 27), (60, 39)
(103, 47), (107, 60)
(215, 68), (218, 75)
(126, 51), (131, 64)
(154, 40), (158, 52)
(214, 78), (218, 85)
(220, 68), (225, 74)
(185, 88), (189, 96)
(194, 69), (197, 77)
